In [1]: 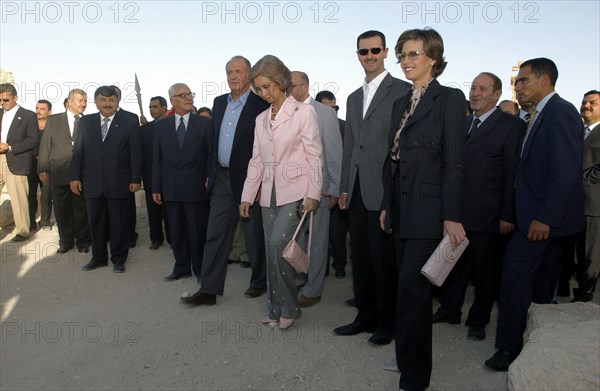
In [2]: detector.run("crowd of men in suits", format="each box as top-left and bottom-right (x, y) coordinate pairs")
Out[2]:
(1, 41), (599, 383)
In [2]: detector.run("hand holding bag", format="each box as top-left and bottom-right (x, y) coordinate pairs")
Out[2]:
(282, 210), (313, 274)
(421, 234), (469, 287)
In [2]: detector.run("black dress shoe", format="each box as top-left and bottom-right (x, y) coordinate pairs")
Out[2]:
(149, 242), (162, 250)
(368, 329), (394, 346)
(113, 264), (125, 273)
(57, 246), (73, 254)
(467, 325), (486, 341)
(227, 259), (240, 264)
(10, 234), (29, 242)
(335, 269), (346, 279)
(81, 259), (108, 271)
(432, 311), (461, 324)
(244, 287), (267, 298)
(344, 297), (355, 307)
(181, 291), (216, 306)
(163, 272), (192, 282)
(485, 349), (519, 371)
(77, 245), (90, 253)
(333, 321), (377, 336)
(240, 261), (251, 268)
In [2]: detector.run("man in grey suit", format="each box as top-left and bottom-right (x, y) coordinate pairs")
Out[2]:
(290, 71), (343, 307)
(38, 89), (92, 253)
(335, 30), (411, 345)
(0, 83), (40, 242)
(574, 89), (600, 302)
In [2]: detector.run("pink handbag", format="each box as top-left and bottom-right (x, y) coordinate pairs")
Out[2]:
(282, 210), (313, 274)
(421, 235), (470, 287)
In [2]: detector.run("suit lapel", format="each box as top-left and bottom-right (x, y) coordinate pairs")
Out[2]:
(468, 108), (500, 143)
(364, 74), (392, 121)
(103, 112), (122, 143)
(270, 97), (295, 131)
(520, 95), (558, 161)
(231, 93), (256, 151)
(584, 125), (600, 148)
(6, 107), (24, 138)
(402, 80), (441, 131)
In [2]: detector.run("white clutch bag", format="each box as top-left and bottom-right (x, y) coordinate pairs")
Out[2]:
(421, 235), (469, 287)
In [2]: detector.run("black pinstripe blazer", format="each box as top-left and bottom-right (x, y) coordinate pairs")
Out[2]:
(382, 79), (466, 239)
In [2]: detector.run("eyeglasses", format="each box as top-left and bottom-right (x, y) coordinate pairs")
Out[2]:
(397, 50), (426, 62)
(357, 47), (383, 56)
(172, 92), (195, 99)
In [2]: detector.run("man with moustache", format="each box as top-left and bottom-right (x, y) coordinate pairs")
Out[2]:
(433, 72), (524, 341)
(140, 96), (170, 250)
(335, 30), (410, 345)
(70, 86), (142, 273)
(38, 90), (92, 253)
(485, 58), (584, 370)
(182, 56), (269, 306)
(153, 83), (211, 293)
(290, 71), (343, 306)
(0, 83), (40, 242)
(31, 99), (53, 231)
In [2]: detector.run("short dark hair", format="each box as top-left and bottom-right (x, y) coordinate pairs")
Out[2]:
(583, 89), (600, 98)
(395, 28), (447, 78)
(197, 107), (212, 117)
(315, 90), (336, 103)
(479, 72), (502, 92)
(357, 30), (386, 49)
(37, 99), (52, 110)
(151, 96), (167, 107)
(0, 83), (17, 96)
(520, 58), (558, 87)
(94, 85), (118, 98)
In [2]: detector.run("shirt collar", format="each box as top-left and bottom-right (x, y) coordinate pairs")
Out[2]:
(228, 89), (251, 104)
(363, 70), (389, 90)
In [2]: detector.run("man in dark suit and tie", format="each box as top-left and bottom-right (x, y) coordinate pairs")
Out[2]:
(70, 85), (142, 273)
(485, 58), (585, 370)
(153, 83), (211, 295)
(38, 89), (92, 253)
(433, 73), (525, 341)
(335, 30), (411, 345)
(140, 96), (169, 250)
(0, 83), (40, 242)
(181, 57), (269, 306)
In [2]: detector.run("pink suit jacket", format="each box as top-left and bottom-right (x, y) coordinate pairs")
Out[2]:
(241, 96), (323, 207)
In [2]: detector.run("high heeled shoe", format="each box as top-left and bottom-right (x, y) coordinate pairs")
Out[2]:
(279, 317), (295, 330)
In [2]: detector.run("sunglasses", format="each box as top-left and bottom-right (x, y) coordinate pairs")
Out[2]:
(397, 50), (426, 62)
(357, 47), (383, 56)
(1, 98), (11, 102)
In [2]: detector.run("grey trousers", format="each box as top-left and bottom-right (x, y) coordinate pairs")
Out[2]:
(298, 195), (331, 297)
(262, 191), (302, 319)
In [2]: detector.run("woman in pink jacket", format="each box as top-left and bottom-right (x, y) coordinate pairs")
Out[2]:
(239, 55), (323, 330)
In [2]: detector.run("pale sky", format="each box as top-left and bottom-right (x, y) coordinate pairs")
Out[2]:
(1, 0), (599, 118)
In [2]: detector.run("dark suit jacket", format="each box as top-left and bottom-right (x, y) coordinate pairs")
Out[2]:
(340, 73), (411, 211)
(119, 108), (140, 125)
(583, 124), (600, 217)
(461, 108), (525, 232)
(516, 93), (584, 237)
(207, 92), (268, 203)
(382, 79), (466, 239)
(140, 120), (157, 192)
(153, 113), (211, 203)
(0, 106), (40, 175)
(69, 111), (142, 199)
(37, 111), (77, 185)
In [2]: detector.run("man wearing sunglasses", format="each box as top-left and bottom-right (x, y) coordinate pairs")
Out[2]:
(0, 83), (40, 242)
(336, 30), (410, 346)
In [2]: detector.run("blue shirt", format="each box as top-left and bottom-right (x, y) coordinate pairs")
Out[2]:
(218, 89), (250, 167)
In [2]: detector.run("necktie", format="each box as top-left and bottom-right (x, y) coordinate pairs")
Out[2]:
(467, 118), (480, 139)
(520, 109), (538, 157)
(101, 117), (110, 141)
(177, 117), (186, 148)
(583, 125), (592, 139)
(73, 115), (79, 141)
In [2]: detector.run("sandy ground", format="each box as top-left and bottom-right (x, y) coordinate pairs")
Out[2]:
(1, 204), (594, 391)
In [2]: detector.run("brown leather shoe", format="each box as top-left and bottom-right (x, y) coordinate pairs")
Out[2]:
(181, 291), (216, 306)
(298, 294), (321, 307)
